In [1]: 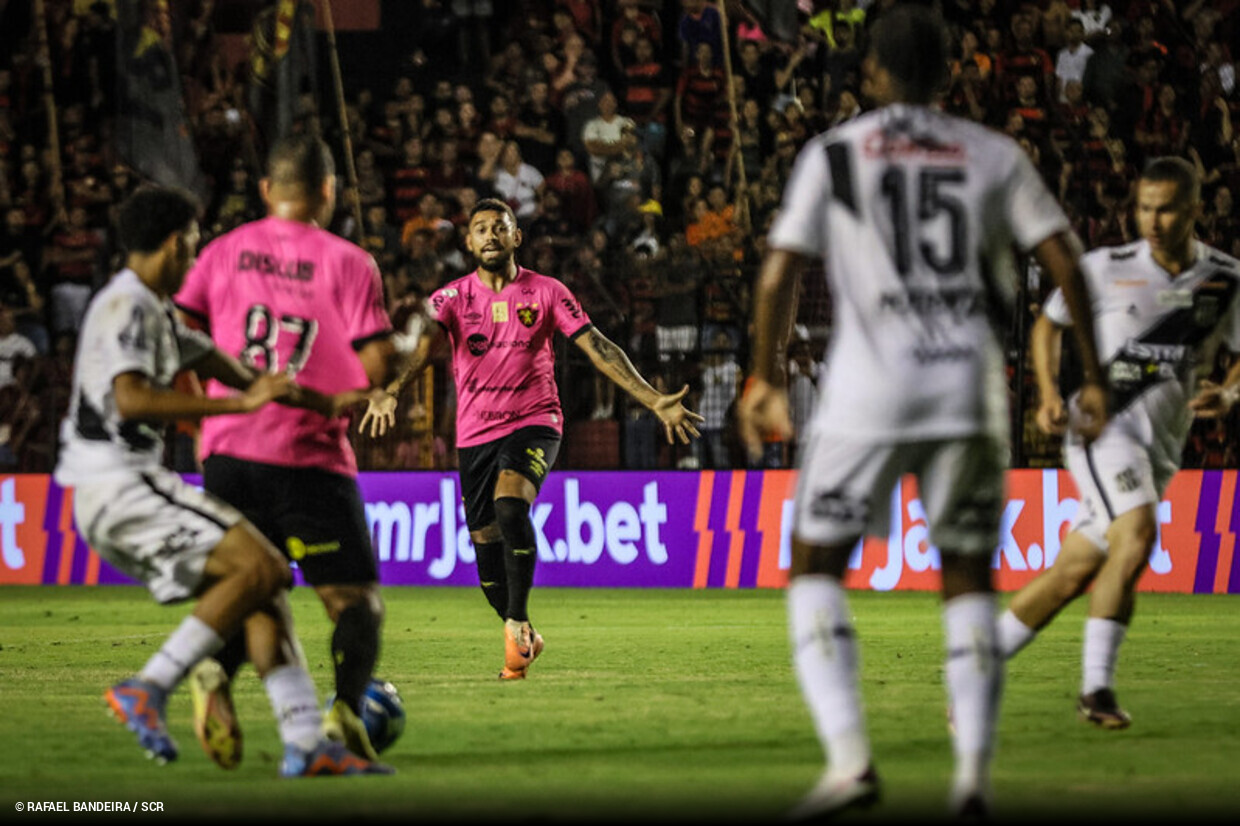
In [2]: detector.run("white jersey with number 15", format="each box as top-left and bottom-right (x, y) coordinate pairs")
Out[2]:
(769, 104), (1070, 442)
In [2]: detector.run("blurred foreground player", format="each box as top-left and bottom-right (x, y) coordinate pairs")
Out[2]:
(54, 185), (389, 776)
(739, 6), (1108, 819)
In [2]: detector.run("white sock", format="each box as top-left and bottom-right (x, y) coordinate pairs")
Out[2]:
(996, 609), (1036, 659)
(139, 615), (224, 692)
(787, 575), (870, 781)
(264, 665), (324, 752)
(1081, 617), (1126, 695)
(942, 593), (1002, 801)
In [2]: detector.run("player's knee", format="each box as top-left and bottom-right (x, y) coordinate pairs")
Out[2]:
(494, 496), (535, 548)
(241, 549), (291, 599)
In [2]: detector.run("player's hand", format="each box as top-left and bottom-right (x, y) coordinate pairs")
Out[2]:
(651, 383), (705, 445)
(1070, 381), (1108, 443)
(241, 373), (293, 412)
(359, 389), (399, 438)
(1188, 379), (1239, 419)
(1036, 392), (1068, 435)
(737, 377), (793, 463)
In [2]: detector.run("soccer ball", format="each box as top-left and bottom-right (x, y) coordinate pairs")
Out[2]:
(326, 678), (406, 754)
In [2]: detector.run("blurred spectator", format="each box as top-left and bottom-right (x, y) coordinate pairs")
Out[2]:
(786, 334), (821, 465)
(1054, 18), (1094, 102)
(1073, 0), (1114, 43)
(678, 0), (725, 68)
(44, 205), (104, 338)
(514, 77), (564, 175)
(543, 146), (597, 232)
(618, 35), (673, 162)
(492, 140), (545, 224)
(559, 0), (602, 49)
(1133, 83), (1190, 164)
(359, 203), (404, 278)
(401, 191), (454, 256)
(390, 135), (432, 224)
(994, 12), (1055, 105)
(559, 48), (610, 163)
(611, 0), (663, 75)
(696, 327), (741, 469)
(0, 302), (35, 392)
(733, 38), (778, 112)
(1201, 185), (1238, 251)
(426, 138), (469, 197)
(583, 90), (635, 184)
(674, 41), (726, 164)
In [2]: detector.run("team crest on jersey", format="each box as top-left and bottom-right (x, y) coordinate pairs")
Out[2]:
(516, 302), (540, 327)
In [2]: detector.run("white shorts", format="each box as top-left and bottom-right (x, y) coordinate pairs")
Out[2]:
(793, 433), (1007, 555)
(74, 469), (243, 603)
(1064, 427), (1164, 551)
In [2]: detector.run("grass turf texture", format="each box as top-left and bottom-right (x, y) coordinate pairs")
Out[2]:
(1, 586), (1237, 824)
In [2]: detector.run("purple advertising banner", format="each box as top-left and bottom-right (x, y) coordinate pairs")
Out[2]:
(359, 472), (703, 587)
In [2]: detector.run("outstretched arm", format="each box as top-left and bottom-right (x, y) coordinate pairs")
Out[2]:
(738, 248), (801, 460)
(574, 325), (703, 444)
(112, 367), (290, 423)
(358, 309), (440, 438)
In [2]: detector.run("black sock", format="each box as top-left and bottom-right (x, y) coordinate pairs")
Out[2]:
(215, 630), (248, 680)
(331, 601), (381, 713)
(474, 540), (508, 620)
(494, 497), (537, 623)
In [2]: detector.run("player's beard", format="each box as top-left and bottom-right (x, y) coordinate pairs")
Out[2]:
(477, 247), (514, 273)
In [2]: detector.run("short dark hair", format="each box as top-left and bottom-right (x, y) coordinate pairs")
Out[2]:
(469, 197), (516, 224)
(266, 133), (335, 190)
(116, 185), (200, 253)
(868, 4), (949, 104)
(1141, 156), (1200, 204)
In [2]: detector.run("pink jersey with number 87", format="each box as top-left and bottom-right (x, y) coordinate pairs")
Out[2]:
(176, 216), (392, 477)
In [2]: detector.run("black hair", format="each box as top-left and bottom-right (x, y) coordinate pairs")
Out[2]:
(116, 185), (201, 253)
(266, 132), (335, 190)
(1141, 156), (1200, 204)
(867, 4), (949, 104)
(469, 197), (517, 224)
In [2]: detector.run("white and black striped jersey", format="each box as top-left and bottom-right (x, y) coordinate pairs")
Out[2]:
(54, 269), (215, 485)
(768, 103), (1071, 441)
(1044, 239), (1240, 469)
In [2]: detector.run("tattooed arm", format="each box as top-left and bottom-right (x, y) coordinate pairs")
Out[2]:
(574, 325), (704, 444)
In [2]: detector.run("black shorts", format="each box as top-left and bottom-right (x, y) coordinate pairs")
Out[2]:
(457, 426), (561, 532)
(202, 454), (378, 586)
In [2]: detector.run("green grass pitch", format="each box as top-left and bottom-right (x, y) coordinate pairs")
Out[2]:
(1, 586), (1238, 824)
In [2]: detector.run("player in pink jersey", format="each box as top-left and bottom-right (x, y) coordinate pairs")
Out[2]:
(362, 198), (703, 679)
(175, 135), (399, 765)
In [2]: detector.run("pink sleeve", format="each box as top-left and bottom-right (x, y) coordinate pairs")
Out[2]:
(340, 252), (393, 346)
(175, 239), (217, 320)
(551, 279), (592, 338)
(427, 284), (457, 327)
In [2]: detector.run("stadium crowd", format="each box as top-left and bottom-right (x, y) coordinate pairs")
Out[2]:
(1, 0), (1238, 474)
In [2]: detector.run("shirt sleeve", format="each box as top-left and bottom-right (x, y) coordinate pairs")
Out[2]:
(1004, 146), (1071, 253)
(427, 284), (458, 328)
(766, 138), (831, 257)
(341, 251), (393, 348)
(550, 279), (592, 338)
(174, 238), (216, 321)
(1042, 286), (1070, 327)
(96, 289), (162, 382)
